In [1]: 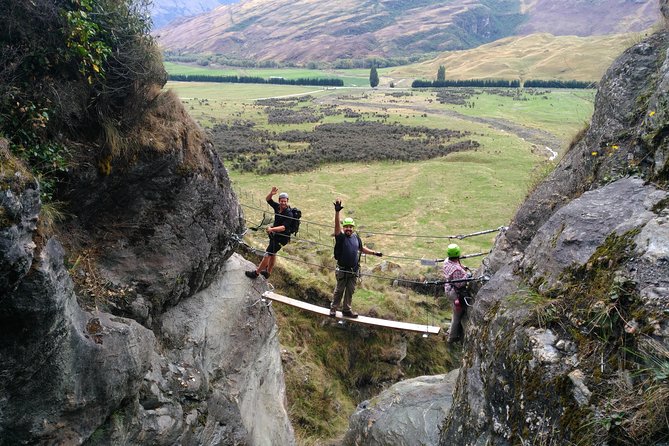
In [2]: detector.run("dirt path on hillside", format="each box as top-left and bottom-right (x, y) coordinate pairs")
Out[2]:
(317, 95), (563, 160)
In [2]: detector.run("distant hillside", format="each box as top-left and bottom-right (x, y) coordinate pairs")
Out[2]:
(155, 0), (660, 64)
(388, 32), (640, 86)
(151, 0), (238, 30)
(516, 0), (659, 36)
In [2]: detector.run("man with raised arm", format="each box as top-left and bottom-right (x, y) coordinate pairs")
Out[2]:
(330, 199), (382, 318)
(245, 186), (295, 279)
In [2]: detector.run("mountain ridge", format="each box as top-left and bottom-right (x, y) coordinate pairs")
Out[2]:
(156, 0), (660, 64)
(151, 0), (237, 30)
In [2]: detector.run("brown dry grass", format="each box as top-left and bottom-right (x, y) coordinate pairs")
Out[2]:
(130, 89), (211, 173)
(389, 33), (640, 85)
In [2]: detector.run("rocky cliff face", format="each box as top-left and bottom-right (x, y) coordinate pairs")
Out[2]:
(0, 92), (295, 444)
(439, 16), (669, 446)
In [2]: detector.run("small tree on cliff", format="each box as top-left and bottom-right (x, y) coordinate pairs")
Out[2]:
(369, 67), (379, 88)
(437, 65), (446, 81)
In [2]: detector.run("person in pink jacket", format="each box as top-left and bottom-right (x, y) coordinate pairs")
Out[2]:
(442, 243), (470, 343)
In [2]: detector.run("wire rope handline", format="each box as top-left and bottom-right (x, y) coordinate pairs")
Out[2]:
(239, 201), (507, 241)
(242, 218), (490, 264)
(241, 214), (492, 268)
(238, 239), (490, 287)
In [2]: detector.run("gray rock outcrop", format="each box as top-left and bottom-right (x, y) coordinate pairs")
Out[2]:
(343, 370), (459, 446)
(90, 254), (295, 446)
(65, 91), (245, 323)
(0, 105), (295, 444)
(438, 14), (669, 446)
(0, 175), (155, 444)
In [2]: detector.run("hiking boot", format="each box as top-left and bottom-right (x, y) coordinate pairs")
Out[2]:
(342, 310), (358, 318)
(245, 270), (259, 279)
(329, 308), (337, 317)
(260, 270), (270, 279)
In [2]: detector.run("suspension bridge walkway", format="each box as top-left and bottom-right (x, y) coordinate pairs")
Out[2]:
(262, 291), (442, 335)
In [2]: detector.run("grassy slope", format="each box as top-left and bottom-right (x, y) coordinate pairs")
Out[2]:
(387, 32), (641, 86)
(157, 0), (514, 61)
(166, 81), (595, 444)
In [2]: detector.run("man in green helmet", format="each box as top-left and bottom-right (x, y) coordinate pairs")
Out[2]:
(442, 243), (471, 343)
(331, 199), (382, 318)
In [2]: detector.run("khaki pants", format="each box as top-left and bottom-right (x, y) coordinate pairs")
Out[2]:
(332, 269), (357, 312)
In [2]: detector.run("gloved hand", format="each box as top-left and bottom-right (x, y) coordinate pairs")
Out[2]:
(374, 251), (383, 257)
(334, 200), (344, 212)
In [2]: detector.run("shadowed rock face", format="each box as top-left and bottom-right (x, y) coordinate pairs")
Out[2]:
(65, 132), (244, 323)
(0, 180), (156, 444)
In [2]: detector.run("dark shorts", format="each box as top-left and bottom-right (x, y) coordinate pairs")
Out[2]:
(266, 235), (289, 255)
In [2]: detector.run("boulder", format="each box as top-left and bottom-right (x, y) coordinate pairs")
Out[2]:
(64, 92), (244, 321)
(344, 370), (459, 446)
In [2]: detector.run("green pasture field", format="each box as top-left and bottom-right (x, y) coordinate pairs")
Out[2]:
(431, 88), (596, 139)
(166, 81), (594, 270)
(167, 81), (332, 128)
(164, 61), (370, 87)
(234, 128), (534, 270)
(318, 87), (595, 141)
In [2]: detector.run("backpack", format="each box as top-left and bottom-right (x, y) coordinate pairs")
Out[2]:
(333, 233), (362, 261)
(289, 207), (301, 235)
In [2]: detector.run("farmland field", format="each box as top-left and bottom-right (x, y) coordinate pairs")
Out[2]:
(167, 81), (594, 273)
(164, 62), (371, 87)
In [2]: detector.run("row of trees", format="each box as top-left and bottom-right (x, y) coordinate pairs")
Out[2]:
(168, 74), (343, 86)
(412, 78), (594, 89)
(163, 51), (430, 70)
(428, 64), (595, 88)
(366, 65), (594, 89)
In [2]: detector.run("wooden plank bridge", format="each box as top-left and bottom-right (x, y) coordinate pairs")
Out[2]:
(262, 291), (441, 335)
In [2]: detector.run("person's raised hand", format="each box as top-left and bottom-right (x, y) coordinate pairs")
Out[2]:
(334, 199), (344, 212)
(271, 186), (279, 195)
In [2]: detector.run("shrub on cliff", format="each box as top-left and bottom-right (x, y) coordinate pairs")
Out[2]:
(0, 0), (166, 199)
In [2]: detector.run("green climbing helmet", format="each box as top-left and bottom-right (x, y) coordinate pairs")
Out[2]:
(447, 243), (461, 258)
(342, 217), (356, 227)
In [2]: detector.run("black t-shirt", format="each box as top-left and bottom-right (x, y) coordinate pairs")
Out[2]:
(335, 232), (362, 269)
(268, 199), (293, 240)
